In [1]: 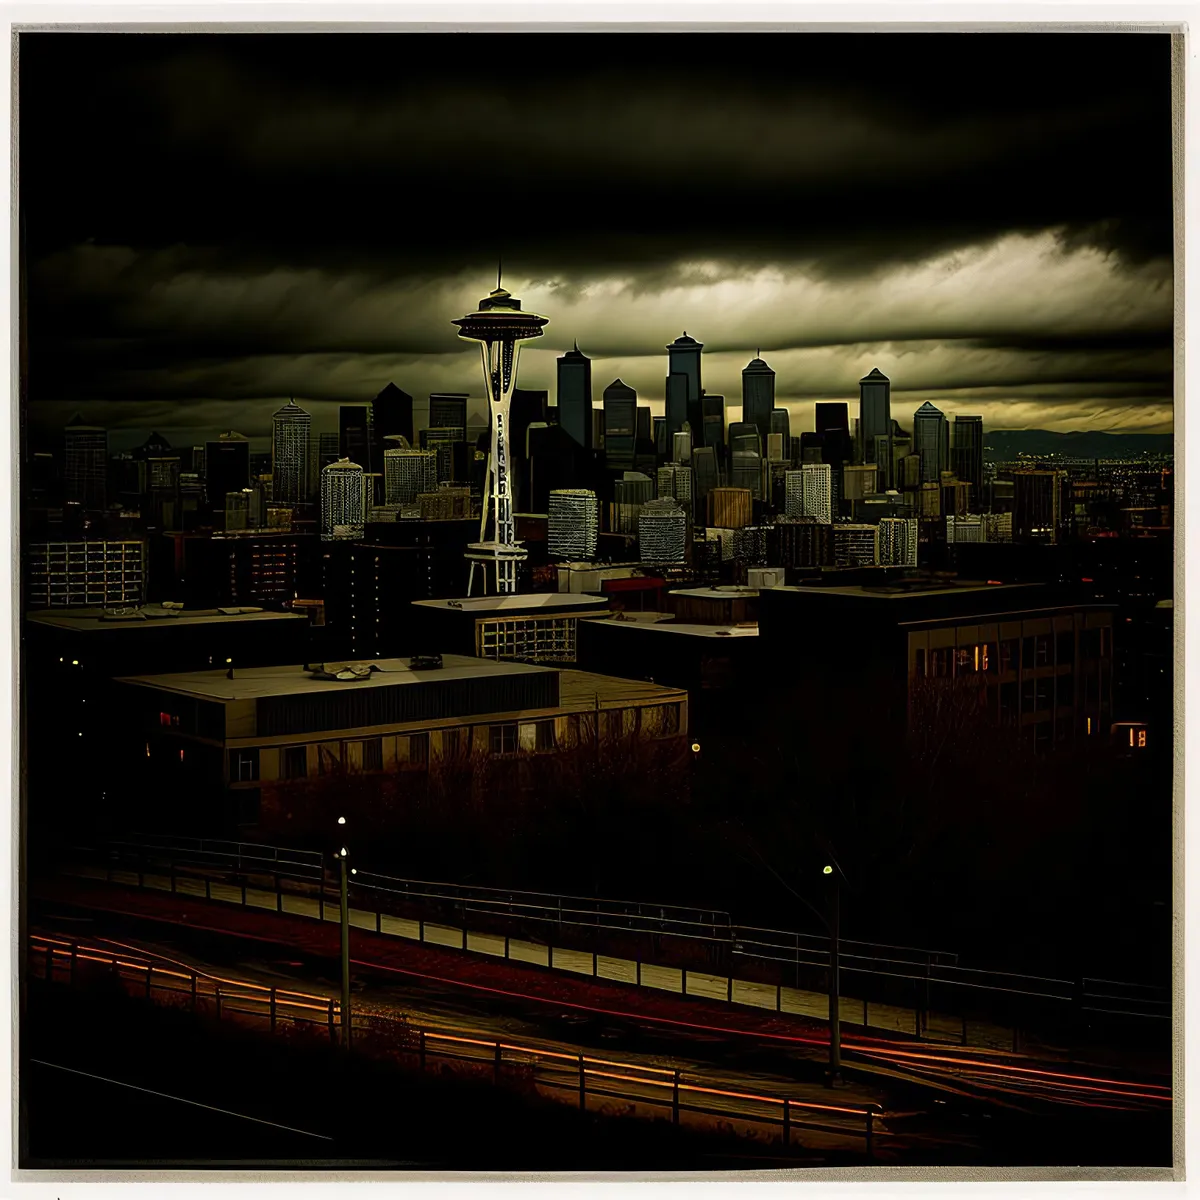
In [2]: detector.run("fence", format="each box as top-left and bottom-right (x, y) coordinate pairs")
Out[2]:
(66, 836), (1171, 1045)
(28, 932), (883, 1159)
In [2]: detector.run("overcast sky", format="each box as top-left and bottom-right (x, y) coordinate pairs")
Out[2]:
(20, 31), (1174, 450)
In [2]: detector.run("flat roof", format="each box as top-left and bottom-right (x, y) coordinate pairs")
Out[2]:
(117, 654), (555, 703)
(559, 670), (688, 706)
(770, 582), (1040, 601)
(586, 615), (759, 640)
(412, 594), (612, 613)
(27, 607), (307, 633)
(669, 587), (760, 600)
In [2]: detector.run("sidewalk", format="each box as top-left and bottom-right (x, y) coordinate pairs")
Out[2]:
(40, 867), (1018, 1053)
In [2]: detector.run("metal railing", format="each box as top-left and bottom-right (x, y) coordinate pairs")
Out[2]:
(28, 933), (883, 1158)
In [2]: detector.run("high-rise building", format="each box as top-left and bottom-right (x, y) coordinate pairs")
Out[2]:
(321, 458), (366, 541)
(706, 487), (753, 530)
(1013, 469), (1064, 544)
(952, 415), (984, 498)
(983, 512), (1013, 542)
(638, 499), (688, 564)
(372, 383), (415, 469)
(843, 464), (878, 501)
(946, 515), (984, 544)
(557, 342), (593, 450)
(766, 432), (786, 463)
(339, 406), (372, 473)
(204, 432), (251, 511)
(612, 471), (654, 534)
(636, 406), (652, 444)
(833, 523), (880, 567)
(665, 373), (690, 441)
(800, 462), (833, 524)
(701, 394), (726, 455)
(667, 333), (704, 439)
(271, 399), (311, 505)
(692, 446), (720, 518)
(548, 489), (599, 559)
(770, 407), (791, 446)
(429, 393), (469, 431)
(384, 448), (438, 505)
(672, 428), (693, 464)
(859, 367), (891, 474)
(741, 355), (776, 451)
(656, 463), (694, 519)
(318, 433), (340, 470)
(64, 416), (108, 511)
(602, 379), (638, 472)
(225, 490), (250, 532)
(653, 416), (669, 462)
(776, 518), (834, 568)
(879, 517), (919, 565)
(913, 401), (950, 484)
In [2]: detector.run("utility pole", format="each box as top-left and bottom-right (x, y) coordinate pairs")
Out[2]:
(337, 817), (351, 1049)
(825, 863), (841, 1086)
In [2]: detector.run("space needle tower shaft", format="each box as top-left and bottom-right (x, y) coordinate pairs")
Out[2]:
(453, 276), (548, 594)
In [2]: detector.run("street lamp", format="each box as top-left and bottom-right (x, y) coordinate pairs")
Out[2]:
(337, 818), (351, 1049)
(823, 863), (841, 1087)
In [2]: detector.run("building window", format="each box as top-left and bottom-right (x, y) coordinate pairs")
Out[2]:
(408, 733), (429, 768)
(954, 647), (973, 675)
(1000, 681), (1018, 726)
(929, 648), (951, 678)
(237, 787), (261, 826)
(660, 703), (681, 736)
(361, 737), (383, 772)
(318, 743), (341, 775)
(980, 643), (996, 674)
(490, 723), (517, 756)
(440, 728), (464, 760)
(1035, 634), (1051, 667)
(1099, 626), (1112, 657)
(1021, 678), (1035, 713)
(999, 639), (1019, 674)
(601, 710), (624, 741)
(1035, 677), (1053, 711)
(230, 748), (259, 783)
(1056, 630), (1075, 666)
(914, 649), (927, 678)
(282, 746), (307, 780)
(533, 719), (556, 753)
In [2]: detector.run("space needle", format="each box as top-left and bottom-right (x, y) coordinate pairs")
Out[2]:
(454, 273), (549, 594)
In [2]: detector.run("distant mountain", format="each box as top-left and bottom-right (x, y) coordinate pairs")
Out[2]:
(985, 429), (1174, 459)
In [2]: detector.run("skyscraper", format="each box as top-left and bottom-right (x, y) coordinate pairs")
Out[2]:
(731, 446), (762, 499)
(665, 372), (690, 441)
(602, 379), (638, 472)
(429, 393), (469, 431)
(653, 416), (669, 462)
(612, 471), (654, 533)
(557, 342), (593, 450)
(384, 448), (438, 505)
(707, 487), (753, 530)
(859, 367), (891, 477)
(879, 517), (919, 566)
(833, 523), (880, 566)
(656, 463), (694, 520)
(639, 499), (689, 564)
(952, 415), (985, 498)
(271, 399), (311, 505)
(321, 458), (366, 541)
(672, 428), (693, 464)
(548, 489), (599, 559)
(800, 462), (833, 524)
(339, 406), (372, 472)
(64, 415), (107, 511)
(770, 407), (791, 446)
(701, 394), (726, 456)
(667, 333), (703, 438)
(741, 355), (776, 451)
(913, 401), (950, 484)
(372, 383), (414, 470)
(1013, 469), (1064, 544)
(204, 431), (250, 511)
(692, 446), (720, 517)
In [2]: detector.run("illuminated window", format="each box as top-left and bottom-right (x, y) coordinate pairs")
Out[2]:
(1138, 729), (1148, 748)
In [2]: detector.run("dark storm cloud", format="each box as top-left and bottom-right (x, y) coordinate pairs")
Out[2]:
(18, 31), (1174, 438)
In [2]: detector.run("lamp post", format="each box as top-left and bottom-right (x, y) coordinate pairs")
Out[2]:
(337, 816), (351, 1049)
(823, 863), (841, 1086)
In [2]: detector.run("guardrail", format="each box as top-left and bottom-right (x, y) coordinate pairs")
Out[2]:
(28, 933), (883, 1159)
(65, 837), (1171, 1036)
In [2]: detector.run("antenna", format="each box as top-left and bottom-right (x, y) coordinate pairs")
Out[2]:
(497, 254), (503, 291)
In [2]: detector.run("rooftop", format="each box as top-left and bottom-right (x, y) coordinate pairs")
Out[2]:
(587, 614), (760, 640)
(773, 581), (1037, 601)
(117, 654), (554, 703)
(669, 586), (759, 601)
(412, 594), (612, 614)
(27, 607), (307, 633)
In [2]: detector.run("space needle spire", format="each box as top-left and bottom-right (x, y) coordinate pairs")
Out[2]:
(453, 278), (548, 594)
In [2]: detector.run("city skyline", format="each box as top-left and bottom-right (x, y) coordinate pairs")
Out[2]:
(21, 33), (1173, 448)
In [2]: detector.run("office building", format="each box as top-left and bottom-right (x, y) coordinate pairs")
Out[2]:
(952, 415), (984, 497)
(770, 407), (791, 447)
(692, 447), (721, 516)
(701, 394), (726, 455)
(706, 487), (753, 530)
(672, 428), (693, 464)
(666, 372), (690, 441)
(776, 518), (834, 569)
(940, 470), (973, 519)
(339, 406), (372, 474)
(203, 432), (251, 512)
(639, 499), (689, 564)
(64, 416), (108, 511)
(548, 489), (599, 559)
(800, 462), (833, 524)
(730, 448), (763, 499)
(429, 393), (469, 431)
(418, 486), (472, 521)
(833, 523), (880, 566)
(667, 333), (704, 438)
(321, 458), (366, 541)
(653, 416), (669, 462)
(225, 490), (250, 532)
(859, 367), (891, 479)
(611, 472), (654, 534)
(372, 383), (415, 470)
(384, 448), (438, 505)
(557, 342), (593, 450)
(913, 401), (950, 484)
(843, 463), (878, 502)
(879, 517), (919, 566)
(271, 399), (312, 505)
(602, 379), (638, 472)
(657, 464), (694, 519)
(741, 355), (776, 450)
(1013, 469), (1064, 544)
(26, 539), (146, 609)
(946, 515), (984, 544)
(766, 432), (786, 463)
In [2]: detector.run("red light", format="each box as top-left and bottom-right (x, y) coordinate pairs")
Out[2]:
(1081, 577), (1094, 583)
(986, 579), (1003, 585)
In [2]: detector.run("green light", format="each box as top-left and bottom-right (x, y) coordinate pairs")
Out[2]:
(823, 865), (833, 875)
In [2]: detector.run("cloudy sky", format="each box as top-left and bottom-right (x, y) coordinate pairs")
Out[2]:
(20, 31), (1174, 451)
